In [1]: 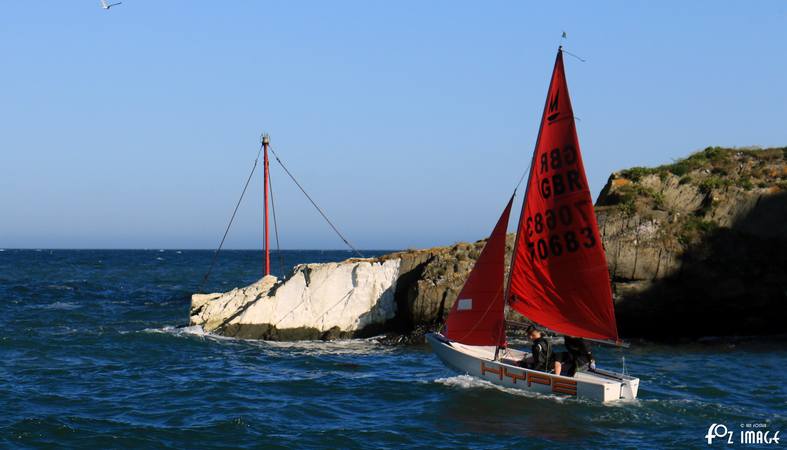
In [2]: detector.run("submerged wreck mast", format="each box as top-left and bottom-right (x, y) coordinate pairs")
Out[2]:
(262, 133), (271, 277)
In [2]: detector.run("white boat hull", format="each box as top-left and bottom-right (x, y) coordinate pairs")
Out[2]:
(427, 332), (639, 403)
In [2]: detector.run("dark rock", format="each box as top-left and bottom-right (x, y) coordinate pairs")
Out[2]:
(321, 326), (343, 341)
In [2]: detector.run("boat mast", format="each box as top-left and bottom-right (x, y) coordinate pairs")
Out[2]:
(262, 133), (271, 276)
(504, 46), (564, 307)
(495, 47), (565, 360)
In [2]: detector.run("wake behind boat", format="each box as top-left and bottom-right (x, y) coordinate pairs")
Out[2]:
(427, 47), (640, 402)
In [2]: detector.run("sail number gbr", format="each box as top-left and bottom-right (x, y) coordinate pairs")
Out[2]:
(525, 201), (597, 260)
(538, 145), (584, 199)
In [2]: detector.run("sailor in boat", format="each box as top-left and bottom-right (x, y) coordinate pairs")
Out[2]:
(561, 335), (595, 376)
(522, 326), (597, 378)
(522, 325), (559, 375)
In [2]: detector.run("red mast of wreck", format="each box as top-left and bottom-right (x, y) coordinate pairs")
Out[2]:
(262, 133), (271, 276)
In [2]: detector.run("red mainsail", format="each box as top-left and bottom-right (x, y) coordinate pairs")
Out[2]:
(445, 196), (513, 346)
(507, 49), (619, 341)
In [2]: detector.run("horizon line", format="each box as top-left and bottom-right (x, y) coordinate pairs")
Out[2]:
(0, 247), (402, 252)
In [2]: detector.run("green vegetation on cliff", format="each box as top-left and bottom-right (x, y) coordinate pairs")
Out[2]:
(599, 146), (787, 243)
(595, 146), (786, 339)
(618, 146), (786, 181)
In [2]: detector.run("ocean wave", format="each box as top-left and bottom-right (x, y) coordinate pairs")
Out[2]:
(434, 374), (572, 403)
(45, 284), (75, 291)
(140, 325), (388, 355)
(136, 326), (388, 361)
(434, 374), (488, 389)
(38, 301), (81, 310)
(142, 325), (212, 338)
(259, 337), (389, 356)
(138, 325), (266, 345)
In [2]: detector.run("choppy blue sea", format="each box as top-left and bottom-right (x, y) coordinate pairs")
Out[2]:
(1, 249), (784, 449)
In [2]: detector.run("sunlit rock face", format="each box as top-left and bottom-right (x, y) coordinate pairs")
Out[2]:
(190, 259), (401, 340)
(189, 240), (499, 342)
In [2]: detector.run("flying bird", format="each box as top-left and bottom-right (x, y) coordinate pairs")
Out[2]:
(100, 0), (122, 10)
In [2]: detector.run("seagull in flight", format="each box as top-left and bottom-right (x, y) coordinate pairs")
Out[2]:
(100, 0), (122, 10)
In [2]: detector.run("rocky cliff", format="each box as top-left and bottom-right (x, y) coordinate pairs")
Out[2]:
(596, 146), (787, 339)
(190, 146), (787, 342)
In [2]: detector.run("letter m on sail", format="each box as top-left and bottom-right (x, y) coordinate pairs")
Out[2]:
(549, 90), (559, 112)
(547, 89), (560, 121)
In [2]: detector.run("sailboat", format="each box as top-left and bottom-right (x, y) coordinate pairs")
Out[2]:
(426, 48), (639, 402)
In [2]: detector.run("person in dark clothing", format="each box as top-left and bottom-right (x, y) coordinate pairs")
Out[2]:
(561, 336), (595, 376)
(523, 325), (557, 374)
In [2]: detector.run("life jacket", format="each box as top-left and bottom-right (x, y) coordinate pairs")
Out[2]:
(531, 336), (552, 372)
(564, 336), (592, 367)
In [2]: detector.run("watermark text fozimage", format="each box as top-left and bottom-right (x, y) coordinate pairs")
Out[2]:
(706, 423), (780, 445)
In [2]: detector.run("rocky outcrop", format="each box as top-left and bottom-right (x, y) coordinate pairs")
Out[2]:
(191, 146), (787, 342)
(596, 146), (787, 339)
(189, 242), (507, 341)
(190, 260), (400, 340)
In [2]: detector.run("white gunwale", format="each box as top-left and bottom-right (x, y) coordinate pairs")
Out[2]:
(427, 332), (639, 403)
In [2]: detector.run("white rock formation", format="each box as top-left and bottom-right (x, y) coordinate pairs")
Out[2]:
(190, 258), (401, 338)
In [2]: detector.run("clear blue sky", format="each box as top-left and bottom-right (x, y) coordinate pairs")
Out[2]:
(1, 1), (785, 249)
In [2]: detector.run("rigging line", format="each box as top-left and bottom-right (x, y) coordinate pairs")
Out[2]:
(562, 49), (586, 62)
(273, 243), (355, 327)
(268, 145), (365, 258)
(272, 268), (344, 327)
(316, 288), (354, 321)
(198, 142), (264, 292)
(514, 161), (532, 190)
(268, 167), (286, 275)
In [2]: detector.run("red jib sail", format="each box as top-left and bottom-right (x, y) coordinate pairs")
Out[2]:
(445, 196), (513, 346)
(508, 49), (619, 341)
